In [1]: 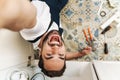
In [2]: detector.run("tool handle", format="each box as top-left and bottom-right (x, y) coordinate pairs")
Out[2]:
(83, 29), (89, 42)
(88, 27), (93, 40)
(101, 25), (111, 34)
(104, 43), (108, 54)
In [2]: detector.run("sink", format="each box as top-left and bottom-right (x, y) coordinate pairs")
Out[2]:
(93, 60), (120, 80)
(0, 60), (97, 80)
(46, 61), (97, 80)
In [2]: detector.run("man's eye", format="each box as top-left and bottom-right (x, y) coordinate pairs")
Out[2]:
(59, 54), (64, 56)
(46, 53), (52, 56)
(45, 54), (53, 59)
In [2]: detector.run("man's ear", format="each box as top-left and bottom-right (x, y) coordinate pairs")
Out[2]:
(39, 49), (42, 57)
(38, 43), (42, 49)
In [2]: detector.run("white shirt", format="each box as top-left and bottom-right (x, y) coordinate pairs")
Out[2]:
(20, 1), (59, 50)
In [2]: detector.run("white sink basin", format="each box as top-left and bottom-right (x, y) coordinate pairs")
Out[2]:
(93, 60), (120, 80)
(46, 61), (97, 80)
(0, 60), (98, 80)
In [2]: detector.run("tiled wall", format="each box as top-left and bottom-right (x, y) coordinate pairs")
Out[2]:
(60, 0), (120, 61)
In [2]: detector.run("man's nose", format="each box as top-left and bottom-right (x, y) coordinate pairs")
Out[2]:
(52, 45), (60, 54)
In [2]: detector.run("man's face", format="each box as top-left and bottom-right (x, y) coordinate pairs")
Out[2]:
(40, 30), (66, 71)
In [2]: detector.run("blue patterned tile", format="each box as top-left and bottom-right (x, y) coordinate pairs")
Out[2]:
(79, 3), (83, 7)
(94, 1), (101, 6)
(65, 9), (74, 18)
(78, 18), (83, 22)
(94, 29), (99, 37)
(94, 17), (101, 22)
(67, 34), (73, 40)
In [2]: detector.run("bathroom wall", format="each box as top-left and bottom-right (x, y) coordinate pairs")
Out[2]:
(60, 0), (120, 61)
(0, 29), (34, 70)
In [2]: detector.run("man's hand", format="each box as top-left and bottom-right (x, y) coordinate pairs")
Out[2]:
(81, 47), (92, 56)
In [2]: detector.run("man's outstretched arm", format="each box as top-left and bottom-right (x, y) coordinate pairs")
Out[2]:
(65, 47), (92, 60)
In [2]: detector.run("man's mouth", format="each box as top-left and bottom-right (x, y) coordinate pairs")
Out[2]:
(48, 34), (62, 46)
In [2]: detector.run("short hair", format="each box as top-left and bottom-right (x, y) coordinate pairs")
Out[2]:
(38, 55), (66, 77)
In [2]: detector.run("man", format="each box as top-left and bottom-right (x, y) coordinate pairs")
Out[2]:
(0, 0), (91, 77)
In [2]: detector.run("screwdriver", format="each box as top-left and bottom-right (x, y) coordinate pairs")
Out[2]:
(104, 42), (108, 54)
(101, 25), (111, 54)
